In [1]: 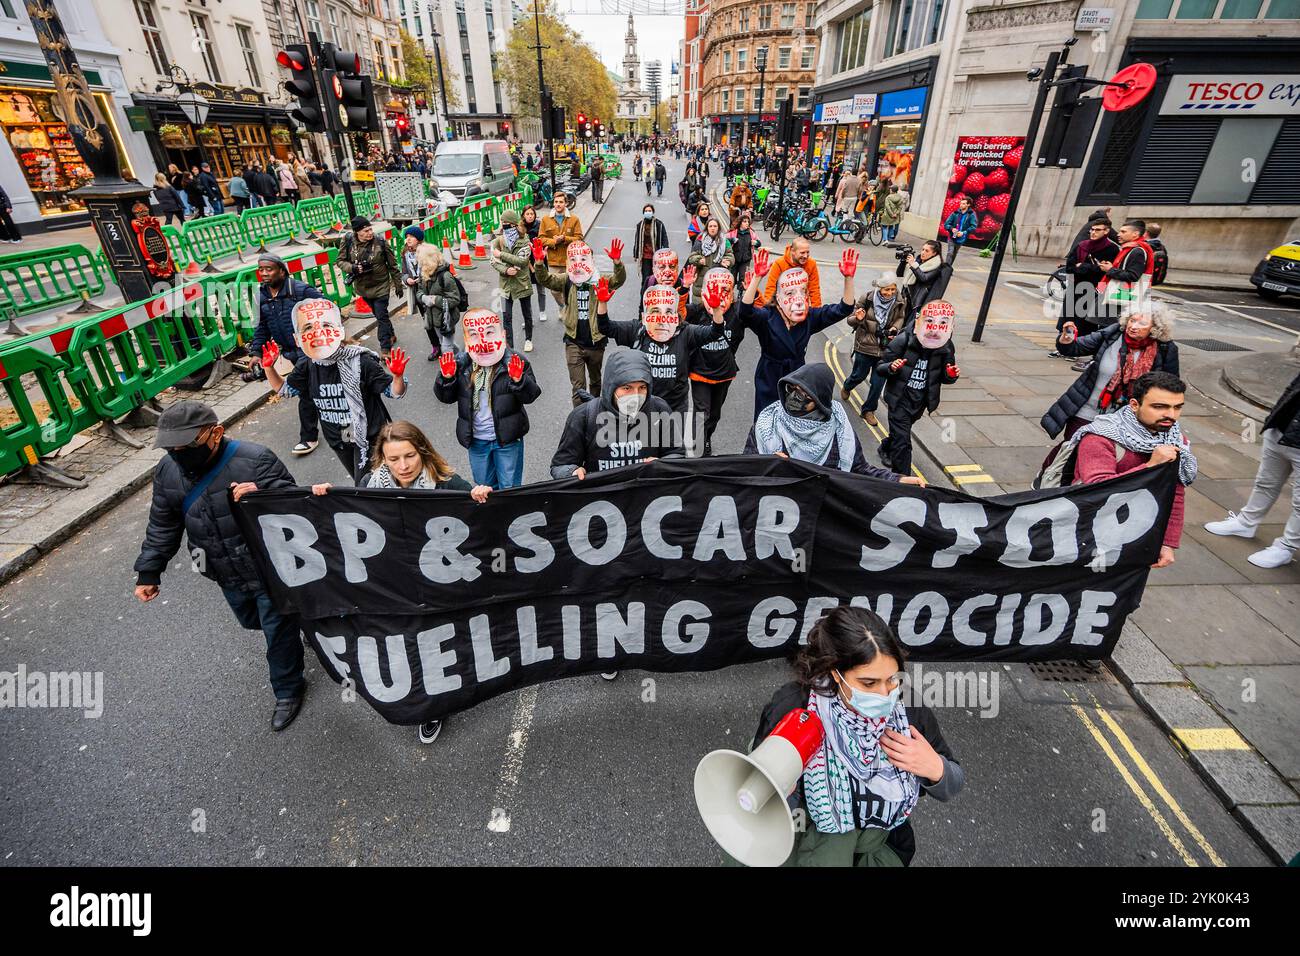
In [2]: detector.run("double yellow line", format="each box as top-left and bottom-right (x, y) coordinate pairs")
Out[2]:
(825, 332), (1223, 866)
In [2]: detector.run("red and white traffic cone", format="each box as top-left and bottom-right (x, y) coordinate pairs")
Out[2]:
(457, 229), (474, 269)
(183, 259), (202, 277)
(472, 223), (488, 259)
(352, 296), (373, 316)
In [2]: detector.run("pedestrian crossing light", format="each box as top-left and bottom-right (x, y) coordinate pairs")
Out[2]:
(321, 44), (378, 133)
(278, 44), (326, 133)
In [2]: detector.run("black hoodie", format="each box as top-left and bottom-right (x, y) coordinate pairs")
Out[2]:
(550, 349), (685, 477)
(598, 308), (724, 413)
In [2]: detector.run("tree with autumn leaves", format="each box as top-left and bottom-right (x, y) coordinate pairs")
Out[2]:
(501, 1), (617, 134)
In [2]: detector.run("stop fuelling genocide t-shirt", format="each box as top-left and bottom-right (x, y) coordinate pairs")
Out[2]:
(286, 354), (393, 448)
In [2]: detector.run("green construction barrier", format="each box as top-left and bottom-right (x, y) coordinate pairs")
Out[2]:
(241, 201), (298, 249)
(162, 225), (190, 269)
(296, 196), (337, 236)
(182, 213), (246, 267)
(0, 344), (93, 476)
(0, 244), (107, 318)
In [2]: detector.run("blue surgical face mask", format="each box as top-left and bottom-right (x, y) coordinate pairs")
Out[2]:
(835, 670), (901, 719)
(643, 211), (654, 220)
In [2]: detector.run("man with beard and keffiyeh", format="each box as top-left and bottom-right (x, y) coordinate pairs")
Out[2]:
(745, 363), (923, 484)
(262, 299), (408, 483)
(749, 606), (964, 866)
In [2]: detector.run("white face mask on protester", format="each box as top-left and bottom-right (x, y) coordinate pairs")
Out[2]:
(616, 393), (645, 418)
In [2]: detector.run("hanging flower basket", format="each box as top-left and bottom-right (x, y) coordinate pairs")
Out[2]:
(270, 128), (292, 145)
(195, 126), (220, 144)
(158, 123), (185, 146)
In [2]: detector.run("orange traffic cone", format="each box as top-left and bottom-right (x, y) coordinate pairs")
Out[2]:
(352, 295), (373, 316)
(457, 229), (474, 269)
(472, 223), (488, 259)
(184, 259), (202, 276)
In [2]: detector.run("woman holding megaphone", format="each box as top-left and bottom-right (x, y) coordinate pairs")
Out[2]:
(750, 605), (964, 866)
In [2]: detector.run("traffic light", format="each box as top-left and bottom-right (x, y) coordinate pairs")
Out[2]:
(393, 114), (410, 139)
(585, 117), (594, 138)
(278, 44), (325, 133)
(321, 43), (378, 133)
(1037, 64), (1103, 169)
(593, 119), (603, 139)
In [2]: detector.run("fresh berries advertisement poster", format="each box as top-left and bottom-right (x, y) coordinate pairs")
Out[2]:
(940, 136), (1025, 244)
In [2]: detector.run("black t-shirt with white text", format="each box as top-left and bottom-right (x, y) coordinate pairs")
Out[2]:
(286, 353), (393, 448)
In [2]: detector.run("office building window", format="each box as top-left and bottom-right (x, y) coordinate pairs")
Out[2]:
(777, 46), (792, 69)
(191, 13), (220, 82)
(801, 45), (815, 70)
(737, 48), (748, 72)
(884, 0), (947, 57)
(739, 9), (750, 30)
(328, 6), (344, 46)
(836, 7), (872, 74)
(797, 86), (810, 110)
(806, 3), (816, 27)
(134, 0), (169, 77)
(722, 89), (730, 111)
(781, 3), (796, 27)
(236, 24), (261, 87)
(774, 85), (789, 107)
(735, 88), (745, 111)
(723, 50), (731, 73)
(758, 4), (772, 29)
(305, 0), (322, 36)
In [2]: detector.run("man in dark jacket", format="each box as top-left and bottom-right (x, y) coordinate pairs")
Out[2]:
(197, 162), (223, 215)
(248, 253), (325, 454)
(338, 216), (403, 356)
(590, 153), (604, 203)
(942, 197), (978, 265)
(1204, 371), (1300, 569)
(876, 300), (960, 474)
(132, 401), (306, 731)
(433, 308), (541, 489)
(550, 348), (684, 479)
(0, 182), (19, 242)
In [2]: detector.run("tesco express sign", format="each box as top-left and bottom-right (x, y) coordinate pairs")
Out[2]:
(1160, 75), (1300, 116)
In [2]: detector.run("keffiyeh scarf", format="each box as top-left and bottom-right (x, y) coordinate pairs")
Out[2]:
(803, 690), (921, 834)
(1065, 404), (1198, 486)
(315, 344), (370, 464)
(753, 400), (858, 471)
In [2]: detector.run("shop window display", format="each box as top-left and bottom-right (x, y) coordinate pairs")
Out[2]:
(0, 89), (94, 216)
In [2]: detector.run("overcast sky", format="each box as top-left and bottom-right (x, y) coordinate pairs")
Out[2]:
(562, 11), (685, 88)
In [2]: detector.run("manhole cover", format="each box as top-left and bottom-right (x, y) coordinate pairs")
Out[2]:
(1028, 659), (1108, 682)
(1179, 338), (1250, 352)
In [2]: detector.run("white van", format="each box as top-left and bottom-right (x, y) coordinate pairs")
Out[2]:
(430, 140), (516, 204)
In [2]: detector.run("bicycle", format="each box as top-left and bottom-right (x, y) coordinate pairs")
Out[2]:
(801, 208), (864, 244)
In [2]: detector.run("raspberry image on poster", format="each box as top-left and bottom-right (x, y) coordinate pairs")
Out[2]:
(938, 135), (1026, 244)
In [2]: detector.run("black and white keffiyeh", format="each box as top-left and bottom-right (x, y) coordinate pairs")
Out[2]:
(753, 400), (858, 471)
(1064, 404), (1198, 485)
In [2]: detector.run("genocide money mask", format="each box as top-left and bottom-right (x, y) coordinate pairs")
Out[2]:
(293, 298), (345, 361)
(652, 248), (679, 286)
(917, 301), (956, 349)
(462, 308), (507, 367)
(567, 241), (596, 285)
(776, 269), (810, 325)
(702, 267), (735, 311)
(642, 285), (680, 342)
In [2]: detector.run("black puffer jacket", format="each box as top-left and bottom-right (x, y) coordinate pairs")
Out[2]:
(876, 328), (958, 413)
(1040, 324), (1180, 438)
(134, 440), (295, 592)
(1264, 371), (1300, 449)
(433, 349), (541, 448)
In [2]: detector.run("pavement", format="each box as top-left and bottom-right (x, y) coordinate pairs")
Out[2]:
(721, 183), (1300, 863)
(0, 157), (1288, 867)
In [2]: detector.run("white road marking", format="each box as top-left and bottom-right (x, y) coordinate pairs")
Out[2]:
(486, 684), (539, 833)
(1160, 292), (1299, 337)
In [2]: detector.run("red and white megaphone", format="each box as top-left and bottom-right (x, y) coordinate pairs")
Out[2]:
(694, 708), (824, 867)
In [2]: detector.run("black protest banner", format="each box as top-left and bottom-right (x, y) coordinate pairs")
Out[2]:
(233, 456), (1176, 723)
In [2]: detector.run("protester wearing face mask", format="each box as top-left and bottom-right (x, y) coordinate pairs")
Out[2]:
(726, 212), (760, 287)
(632, 203), (670, 289)
(533, 236), (627, 406)
(748, 605), (964, 866)
(640, 247), (692, 321)
(521, 205), (547, 324)
(746, 364), (920, 483)
(550, 348), (685, 480)
(741, 246), (859, 418)
(434, 308), (540, 490)
(685, 268), (747, 456)
(876, 300), (960, 475)
(262, 299), (409, 483)
(843, 273), (908, 427)
(596, 276), (726, 417)
(133, 401), (307, 733)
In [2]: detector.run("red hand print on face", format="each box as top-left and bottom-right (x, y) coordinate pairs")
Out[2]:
(702, 267), (734, 311)
(642, 285), (680, 342)
(775, 268), (810, 324)
(652, 248), (679, 285)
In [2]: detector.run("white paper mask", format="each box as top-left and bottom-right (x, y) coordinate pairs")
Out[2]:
(776, 269), (810, 325)
(917, 300), (956, 349)
(462, 308), (507, 366)
(566, 241), (596, 285)
(293, 299), (345, 361)
(702, 267), (734, 310)
(652, 248), (679, 286)
(642, 285), (680, 343)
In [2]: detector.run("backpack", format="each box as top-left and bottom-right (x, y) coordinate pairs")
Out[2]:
(1034, 435), (1126, 490)
(1149, 241), (1169, 286)
(450, 272), (470, 312)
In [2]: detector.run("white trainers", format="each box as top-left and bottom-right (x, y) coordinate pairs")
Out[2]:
(1247, 544), (1295, 569)
(291, 441), (318, 456)
(524, 339), (533, 352)
(417, 719), (443, 743)
(1204, 512), (1256, 538)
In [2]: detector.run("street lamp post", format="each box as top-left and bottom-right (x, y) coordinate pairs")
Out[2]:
(754, 47), (768, 150)
(430, 26), (453, 141)
(422, 49), (441, 145)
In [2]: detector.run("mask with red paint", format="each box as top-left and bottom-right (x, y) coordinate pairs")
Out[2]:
(702, 267), (734, 311)
(566, 241), (596, 285)
(462, 308), (507, 366)
(775, 269), (810, 325)
(917, 300), (956, 349)
(292, 299), (345, 361)
(642, 285), (680, 342)
(652, 248), (679, 286)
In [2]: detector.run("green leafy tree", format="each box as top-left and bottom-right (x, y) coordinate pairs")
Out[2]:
(502, 1), (616, 132)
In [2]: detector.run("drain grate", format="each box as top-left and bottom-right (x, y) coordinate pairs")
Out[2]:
(1028, 659), (1108, 683)
(1179, 338), (1250, 352)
